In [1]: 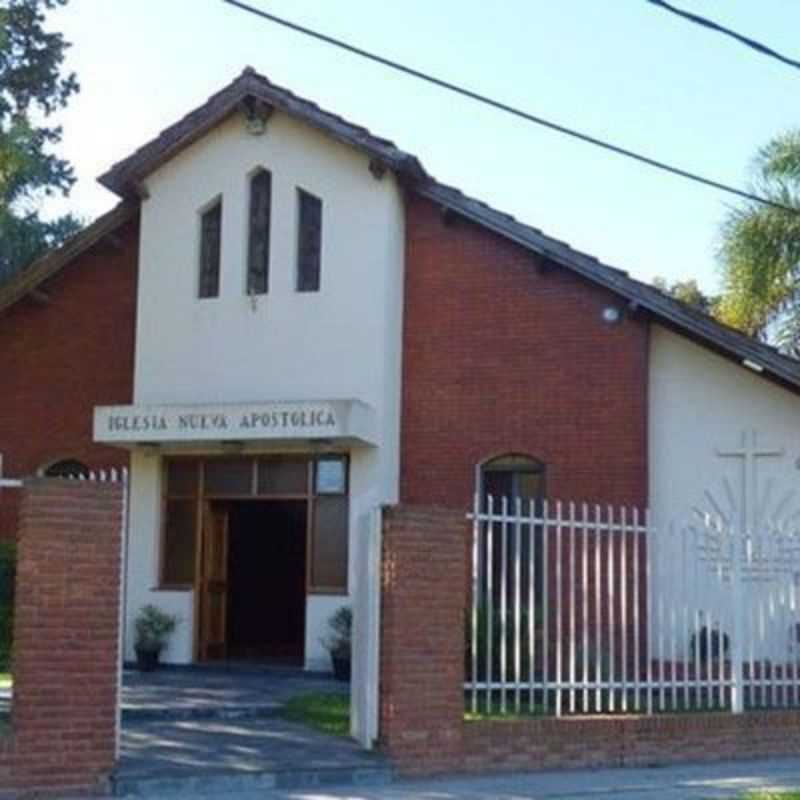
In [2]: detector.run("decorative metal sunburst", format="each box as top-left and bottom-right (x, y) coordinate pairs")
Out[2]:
(687, 430), (800, 583)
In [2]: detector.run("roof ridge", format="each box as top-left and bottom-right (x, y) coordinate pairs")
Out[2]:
(99, 68), (427, 197)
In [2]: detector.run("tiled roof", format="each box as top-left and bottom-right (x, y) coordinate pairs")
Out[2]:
(0, 203), (137, 316)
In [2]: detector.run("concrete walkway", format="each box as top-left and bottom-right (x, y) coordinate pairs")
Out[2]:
(120, 666), (341, 720)
(116, 715), (388, 796)
(114, 666), (390, 796)
(161, 758), (800, 799)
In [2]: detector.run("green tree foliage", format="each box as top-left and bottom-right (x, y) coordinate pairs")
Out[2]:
(653, 276), (718, 315)
(718, 130), (800, 356)
(0, 0), (81, 282)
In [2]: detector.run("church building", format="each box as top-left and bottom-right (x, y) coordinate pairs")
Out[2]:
(1, 68), (799, 671)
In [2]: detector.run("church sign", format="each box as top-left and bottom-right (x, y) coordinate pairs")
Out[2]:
(93, 399), (377, 447)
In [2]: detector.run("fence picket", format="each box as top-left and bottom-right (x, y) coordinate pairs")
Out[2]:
(594, 504), (602, 713)
(528, 498), (536, 714)
(486, 494), (494, 714)
(568, 501), (576, 714)
(471, 493), (480, 714)
(582, 503), (590, 713)
(500, 495), (509, 715)
(646, 509), (654, 716)
(621, 506), (628, 713)
(514, 496), (522, 714)
(555, 500), (563, 718)
(542, 499), (550, 715)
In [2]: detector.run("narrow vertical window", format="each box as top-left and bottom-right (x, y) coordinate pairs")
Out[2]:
(247, 170), (272, 295)
(297, 189), (322, 292)
(198, 200), (222, 299)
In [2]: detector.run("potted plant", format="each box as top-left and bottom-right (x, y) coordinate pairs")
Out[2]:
(322, 606), (352, 681)
(134, 605), (178, 672)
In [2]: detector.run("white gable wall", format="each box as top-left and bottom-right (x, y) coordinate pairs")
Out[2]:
(649, 325), (800, 659)
(135, 113), (403, 408)
(125, 111), (405, 669)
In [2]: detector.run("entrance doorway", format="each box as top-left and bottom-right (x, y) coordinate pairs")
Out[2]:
(199, 500), (308, 664)
(160, 455), (350, 665)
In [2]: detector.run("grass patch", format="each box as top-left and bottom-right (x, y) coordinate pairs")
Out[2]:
(0, 674), (10, 689)
(280, 692), (349, 737)
(736, 794), (800, 800)
(466, 705), (545, 722)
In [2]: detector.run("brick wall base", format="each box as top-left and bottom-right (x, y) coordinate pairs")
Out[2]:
(379, 504), (800, 777)
(0, 480), (123, 798)
(462, 712), (800, 774)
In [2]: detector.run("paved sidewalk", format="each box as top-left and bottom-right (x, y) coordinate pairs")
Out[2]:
(170, 758), (800, 800)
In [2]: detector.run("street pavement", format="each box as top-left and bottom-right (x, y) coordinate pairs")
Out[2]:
(165, 758), (800, 800)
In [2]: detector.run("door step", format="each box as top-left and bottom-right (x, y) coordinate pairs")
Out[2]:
(113, 764), (393, 797)
(121, 703), (282, 723)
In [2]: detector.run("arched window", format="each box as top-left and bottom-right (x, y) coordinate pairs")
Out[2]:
(480, 453), (546, 510)
(43, 459), (90, 479)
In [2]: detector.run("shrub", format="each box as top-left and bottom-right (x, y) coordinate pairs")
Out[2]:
(321, 606), (352, 659)
(690, 625), (730, 663)
(465, 604), (542, 681)
(134, 605), (178, 653)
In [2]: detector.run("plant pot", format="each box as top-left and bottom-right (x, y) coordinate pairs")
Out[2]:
(135, 646), (161, 672)
(331, 654), (351, 682)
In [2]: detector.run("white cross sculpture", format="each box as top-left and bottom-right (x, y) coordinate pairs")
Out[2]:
(716, 429), (784, 538)
(693, 429), (800, 584)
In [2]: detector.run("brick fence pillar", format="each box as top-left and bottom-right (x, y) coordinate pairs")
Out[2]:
(0, 479), (124, 797)
(379, 505), (467, 774)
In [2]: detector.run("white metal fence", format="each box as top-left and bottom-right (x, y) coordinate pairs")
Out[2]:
(466, 495), (800, 717)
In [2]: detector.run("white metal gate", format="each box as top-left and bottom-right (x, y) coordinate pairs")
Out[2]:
(466, 495), (800, 716)
(350, 506), (382, 747)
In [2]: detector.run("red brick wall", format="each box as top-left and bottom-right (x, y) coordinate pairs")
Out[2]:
(0, 217), (138, 539)
(0, 479), (124, 797)
(380, 505), (467, 774)
(400, 194), (649, 510)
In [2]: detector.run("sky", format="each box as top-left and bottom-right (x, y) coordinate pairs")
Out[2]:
(40, 0), (800, 294)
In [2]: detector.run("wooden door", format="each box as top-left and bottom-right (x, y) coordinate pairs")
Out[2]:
(199, 503), (229, 661)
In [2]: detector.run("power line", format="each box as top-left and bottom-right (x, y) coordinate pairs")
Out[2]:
(647, 0), (800, 73)
(223, 0), (797, 215)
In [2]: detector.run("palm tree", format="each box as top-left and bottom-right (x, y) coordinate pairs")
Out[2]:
(718, 130), (800, 357)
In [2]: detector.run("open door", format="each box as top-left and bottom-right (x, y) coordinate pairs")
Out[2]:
(199, 503), (229, 661)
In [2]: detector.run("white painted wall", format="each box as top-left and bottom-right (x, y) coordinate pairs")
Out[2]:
(123, 109), (405, 669)
(649, 325), (800, 658)
(124, 450), (195, 663)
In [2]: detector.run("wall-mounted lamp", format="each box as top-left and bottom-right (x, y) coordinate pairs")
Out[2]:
(742, 359), (764, 373)
(241, 97), (273, 136)
(601, 306), (622, 325)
